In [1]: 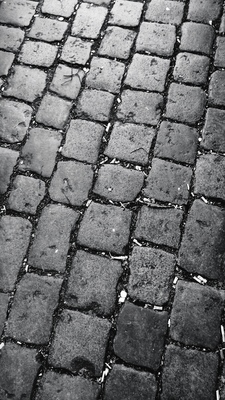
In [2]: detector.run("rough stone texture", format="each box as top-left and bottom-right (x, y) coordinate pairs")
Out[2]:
(117, 90), (163, 126)
(145, 0), (184, 25)
(215, 37), (225, 68)
(194, 154), (225, 201)
(42, 0), (78, 17)
(86, 57), (125, 94)
(187, 0), (223, 23)
(7, 175), (46, 215)
(134, 205), (183, 249)
(128, 246), (175, 305)
(0, 99), (32, 144)
(0, 147), (19, 195)
(0, 50), (14, 77)
(104, 364), (157, 400)
(161, 345), (219, 400)
(18, 41), (58, 67)
(125, 54), (170, 92)
(0, 343), (40, 400)
(62, 119), (104, 164)
(85, 0), (110, 4)
(0, 26), (24, 52)
(220, 13), (225, 33)
(154, 121), (198, 165)
(170, 280), (223, 350)
(50, 64), (84, 100)
(28, 204), (79, 272)
(180, 22), (215, 55)
(0, 0), (37, 27)
(209, 70), (225, 107)
(65, 250), (122, 316)
(6, 274), (62, 344)
(19, 127), (62, 178)
(201, 108), (225, 153)
(28, 17), (68, 42)
(178, 200), (225, 281)
(49, 309), (111, 376)
(77, 202), (132, 254)
(174, 52), (210, 85)
(0, 293), (9, 336)
(93, 164), (144, 202)
(143, 158), (192, 205)
(35, 371), (100, 400)
(36, 93), (72, 129)
(0, 216), (32, 291)
(219, 366), (225, 400)
(71, 4), (107, 39)
(114, 302), (168, 370)
(104, 122), (155, 165)
(136, 21), (176, 57)
(49, 160), (94, 206)
(61, 37), (92, 65)
(75, 89), (114, 122)
(98, 26), (136, 60)
(109, 0), (143, 27)
(165, 83), (206, 124)
(4, 65), (47, 103)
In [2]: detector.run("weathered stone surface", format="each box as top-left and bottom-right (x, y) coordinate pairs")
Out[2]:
(0, 50), (14, 76)
(180, 22), (215, 55)
(36, 93), (72, 129)
(98, 26), (136, 60)
(42, 0), (78, 17)
(215, 37), (225, 68)
(0, 0), (37, 27)
(145, 0), (184, 25)
(61, 36), (92, 65)
(201, 108), (225, 153)
(187, 0), (223, 23)
(0, 99), (32, 144)
(0, 293), (9, 336)
(136, 21), (176, 56)
(28, 17), (68, 42)
(0, 147), (19, 195)
(174, 52), (210, 85)
(86, 57), (125, 94)
(75, 89), (114, 122)
(18, 41), (57, 67)
(109, 0), (143, 27)
(194, 154), (225, 201)
(71, 3), (107, 39)
(209, 70), (225, 107)
(50, 64), (84, 100)
(0, 26), (24, 52)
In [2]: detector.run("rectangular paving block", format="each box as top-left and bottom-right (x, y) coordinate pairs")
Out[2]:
(0, 50), (14, 77)
(71, 3), (107, 39)
(215, 37), (225, 68)
(173, 52), (210, 86)
(194, 154), (225, 201)
(109, 0), (143, 27)
(187, 0), (223, 23)
(0, 147), (19, 195)
(98, 26), (136, 60)
(86, 57), (125, 94)
(75, 89), (114, 122)
(42, 0), (78, 17)
(209, 70), (225, 107)
(61, 36), (92, 65)
(145, 0), (184, 25)
(36, 93), (72, 129)
(0, 293), (9, 336)
(50, 64), (84, 100)
(28, 17), (68, 42)
(0, 98), (32, 144)
(0, 26), (24, 52)
(201, 108), (225, 153)
(0, 0), (38, 27)
(18, 41), (58, 67)
(180, 22), (215, 55)
(136, 21), (176, 56)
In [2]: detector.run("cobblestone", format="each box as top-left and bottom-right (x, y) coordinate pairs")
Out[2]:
(109, 0), (143, 27)
(145, 0), (184, 26)
(71, 4), (108, 39)
(75, 89), (114, 122)
(50, 64), (84, 100)
(28, 17), (68, 42)
(18, 41), (58, 67)
(77, 202), (132, 254)
(98, 26), (136, 60)
(173, 52), (210, 86)
(136, 21), (176, 57)
(85, 0), (111, 5)
(194, 154), (225, 201)
(86, 57), (125, 94)
(36, 93), (72, 129)
(0, 147), (19, 195)
(209, 70), (225, 107)
(187, 0), (223, 23)
(0, 50), (14, 77)
(114, 302), (168, 370)
(220, 12), (225, 33)
(61, 36), (92, 65)
(180, 22), (215, 55)
(0, 26), (24, 52)
(42, 0), (78, 18)
(28, 204), (79, 272)
(65, 250), (122, 316)
(0, 99), (32, 144)
(178, 199), (225, 280)
(215, 37), (225, 68)
(0, 293), (9, 336)
(0, 0), (37, 27)
(201, 108), (225, 153)
(128, 246), (175, 305)
(49, 309), (111, 376)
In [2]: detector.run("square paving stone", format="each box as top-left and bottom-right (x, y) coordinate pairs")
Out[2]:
(18, 41), (58, 67)
(134, 205), (183, 249)
(170, 280), (223, 350)
(104, 364), (157, 400)
(194, 154), (225, 201)
(61, 36), (92, 65)
(4, 65), (47, 103)
(136, 22), (176, 57)
(0, 343), (40, 400)
(178, 200), (225, 281)
(19, 127), (62, 178)
(6, 274), (62, 344)
(0, 216), (32, 291)
(0, 26), (24, 52)
(71, 4), (107, 39)
(0, 50), (14, 76)
(42, 0), (78, 17)
(165, 83), (206, 124)
(0, 293), (9, 336)
(49, 309), (111, 376)
(0, 147), (19, 195)
(143, 158), (192, 205)
(114, 302), (168, 370)
(28, 17), (68, 42)
(62, 119), (104, 164)
(154, 121), (198, 165)
(98, 26), (136, 60)
(75, 89), (114, 122)
(77, 202), (132, 254)
(0, 0), (37, 27)
(36, 93), (72, 129)
(209, 70), (225, 107)
(117, 90), (163, 125)
(65, 250), (122, 316)
(201, 108), (225, 153)
(49, 160), (94, 206)
(125, 54), (170, 92)
(173, 52), (210, 85)
(161, 345), (219, 400)
(180, 22), (215, 55)
(35, 371), (100, 400)
(109, 0), (143, 27)
(187, 0), (223, 23)
(215, 37), (225, 67)
(50, 64), (84, 100)
(28, 204), (79, 272)
(7, 175), (45, 215)
(128, 246), (175, 305)
(104, 122), (155, 165)
(145, 0), (184, 26)
(0, 99), (32, 144)
(93, 164), (144, 202)
(86, 57), (125, 94)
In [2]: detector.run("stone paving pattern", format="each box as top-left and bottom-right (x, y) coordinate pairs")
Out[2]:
(0, 0), (225, 399)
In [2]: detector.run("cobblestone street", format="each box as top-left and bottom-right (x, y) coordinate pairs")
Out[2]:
(0, 0), (225, 398)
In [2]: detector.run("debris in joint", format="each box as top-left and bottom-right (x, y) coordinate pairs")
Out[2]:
(153, 305), (163, 311)
(98, 366), (110, 384)
(133, 238), (142, 247)
(193, 275), (207, 285)
(173, 277), (179, 286)
(221, 325), (225, 343)
(110, 255), (128, 260)
(86, 199), (92, 207)
(118, 290), (127, 303)
(201, 196), (209, 204)
(0, 343), (4, 350)
(168, 319), (171, 327)
(216, 390), (220, 400)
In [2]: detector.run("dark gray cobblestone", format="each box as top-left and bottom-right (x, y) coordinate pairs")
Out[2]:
(0, 147), (19, 195)
(201, 108), (225, 153)
(0, 0), (37, 27)
(136, 21), (176, 57)
(0, 99), (32, 144)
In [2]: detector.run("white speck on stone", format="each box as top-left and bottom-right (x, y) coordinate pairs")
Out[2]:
(119, 289), (127, 303)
